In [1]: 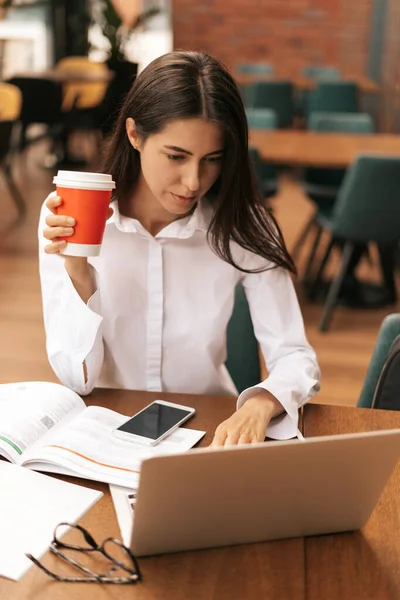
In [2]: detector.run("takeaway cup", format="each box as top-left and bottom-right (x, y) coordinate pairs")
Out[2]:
(52, 170), (116, 257)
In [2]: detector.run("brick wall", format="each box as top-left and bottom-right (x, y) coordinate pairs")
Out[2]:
(380, 0), (400, 131)
(172, 0), (373, 78)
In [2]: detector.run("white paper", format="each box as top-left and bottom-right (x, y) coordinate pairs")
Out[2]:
(110, 427), (206, 544)
(0, 463), (102, 581)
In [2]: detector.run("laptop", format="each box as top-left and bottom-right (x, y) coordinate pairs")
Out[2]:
(130, 428), (400, 557)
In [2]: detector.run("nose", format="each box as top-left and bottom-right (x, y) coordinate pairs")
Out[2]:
(181, 161), (200, 194)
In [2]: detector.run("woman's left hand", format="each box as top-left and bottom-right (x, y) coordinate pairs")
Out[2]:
(211, 391), (283, 446)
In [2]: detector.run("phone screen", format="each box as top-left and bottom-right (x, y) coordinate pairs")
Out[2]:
(117, 403), (192, 440)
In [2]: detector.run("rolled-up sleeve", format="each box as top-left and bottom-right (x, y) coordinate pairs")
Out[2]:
(237, 263), (320, 439)
(38, 196), (104, 394)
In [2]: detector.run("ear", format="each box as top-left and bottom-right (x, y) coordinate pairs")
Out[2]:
(126, 117), (141, 151)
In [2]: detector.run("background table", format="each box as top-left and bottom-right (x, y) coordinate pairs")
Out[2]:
(249, 130), (400, 168)
(11, 68), (114, 84)
(2, 389), (400, 599)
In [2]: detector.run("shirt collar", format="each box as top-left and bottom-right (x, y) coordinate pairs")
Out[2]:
(107, 198), (212, 239)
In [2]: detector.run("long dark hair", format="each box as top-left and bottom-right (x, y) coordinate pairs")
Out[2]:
(101, 51), (296, 274)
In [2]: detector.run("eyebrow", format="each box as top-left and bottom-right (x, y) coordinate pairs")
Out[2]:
(163, 145), (224, 157)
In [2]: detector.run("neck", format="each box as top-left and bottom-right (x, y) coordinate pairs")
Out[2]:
(122, 175), (191, 237)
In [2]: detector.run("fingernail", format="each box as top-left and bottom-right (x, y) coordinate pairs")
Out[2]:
(64, 227), (74, 235)
(66, 217), (75, 225)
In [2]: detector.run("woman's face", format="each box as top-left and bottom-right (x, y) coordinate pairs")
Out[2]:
(126, 117), (224, 216)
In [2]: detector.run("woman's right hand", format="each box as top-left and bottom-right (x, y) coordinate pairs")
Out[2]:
(43, 194), (76, 255)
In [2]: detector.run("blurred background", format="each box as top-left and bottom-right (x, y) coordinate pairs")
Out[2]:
(1, 0), (400, 411)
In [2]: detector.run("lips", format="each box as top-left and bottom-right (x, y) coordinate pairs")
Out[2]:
(170, 193), (197, 205)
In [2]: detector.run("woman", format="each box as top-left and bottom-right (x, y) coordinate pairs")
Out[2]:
(38, 51), (320, 446)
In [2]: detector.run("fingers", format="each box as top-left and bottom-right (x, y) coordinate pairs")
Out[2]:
(46, 194), (63, 214)
(44, 240), (67, 254)
(43, 226), (74, 241)
(210, 426), (227, 447)
(43, 195), (76, 255)
(45, 213), (76, 228)
(237, 433), (251, 445)
(225, 431), (241, 446)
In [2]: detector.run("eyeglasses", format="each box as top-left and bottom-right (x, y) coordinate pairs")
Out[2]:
(26, 522), (142, 584)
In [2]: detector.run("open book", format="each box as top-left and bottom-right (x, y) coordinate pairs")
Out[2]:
(0, 382), (205, 488)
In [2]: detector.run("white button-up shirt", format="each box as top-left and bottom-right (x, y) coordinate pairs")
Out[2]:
(38, 194), (320, 439)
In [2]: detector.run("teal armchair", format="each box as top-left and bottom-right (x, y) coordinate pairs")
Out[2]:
(237, 62), (275, 76)
(292, 112), (375, 279)
(302, 66), (341, 80)
(312, 155), (400, 331)
(249, 81), (295, 128)
(358, 314), (400, 409)
(225, 284), (261, 394)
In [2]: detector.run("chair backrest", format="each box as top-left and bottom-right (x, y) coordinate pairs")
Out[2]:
(0, 83), (22, 120)
(0, 120), (15, 163)
(6, 77), (63, 126)
(307, 81), (359, 115)
(237, 63), (274, 75)
(308, 112), (374, 133)
(305, 112), (374, 189)
(250, 81), (294, 128)
(358, 314), (400, 408)
(56, 56), (108, 110)
(331, 155), (400, 243)
(225, 284), (261, 394)
(246, 107), (278, 129)
(302, 66), (341, 79)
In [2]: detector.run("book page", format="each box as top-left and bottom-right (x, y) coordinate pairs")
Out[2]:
(23, 405), (205, 487)
(0, 381), (85, 464)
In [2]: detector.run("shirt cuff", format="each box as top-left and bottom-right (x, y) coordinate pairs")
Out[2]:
(237, 381), (300, 440)
(46, 266), (103, 385)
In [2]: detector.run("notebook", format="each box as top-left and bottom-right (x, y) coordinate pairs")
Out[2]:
(0, 462), (102, 581)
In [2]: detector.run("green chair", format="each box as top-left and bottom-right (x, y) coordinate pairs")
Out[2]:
(225, 284), (261, 394)
(246, 108), (278, 199)
(311, 155), (400, 331)
(308, 112), (374, 133)
(249, 81), (295, 128)
(245, 107), (278, 129)
(237, 63), (274, 76)
(306, 81), (359, 117)
(292, 112), (374, 275)
(248, 147), (277, 199)
(357, 314), (400, 409)
(302, 66), (341, 80)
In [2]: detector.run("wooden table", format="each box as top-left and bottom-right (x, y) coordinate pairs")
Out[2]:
(236, 74), (381, 95)
(2, 389), (400, 599)
(304, 404), (400, 600)
(10, 69), (114, 84)
(249, 129), (400, 168)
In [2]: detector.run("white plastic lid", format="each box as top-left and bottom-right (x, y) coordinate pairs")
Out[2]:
(53, 170), (116, 191)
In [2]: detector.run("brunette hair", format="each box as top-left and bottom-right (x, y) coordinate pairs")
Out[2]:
(102, 51), (296, 274)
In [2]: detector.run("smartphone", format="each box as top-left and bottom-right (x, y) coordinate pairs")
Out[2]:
(112, 400), (196, 446)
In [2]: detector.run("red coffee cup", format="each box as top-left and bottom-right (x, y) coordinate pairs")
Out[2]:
(53, 171), (116, 257)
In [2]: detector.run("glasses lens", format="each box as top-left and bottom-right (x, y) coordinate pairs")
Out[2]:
(102, 539), (139, 574)
(54, 523), (98, 551)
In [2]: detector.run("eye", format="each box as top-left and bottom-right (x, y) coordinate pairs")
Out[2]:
(167, 154), (184, 161)
(204, 156), (223, 163)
